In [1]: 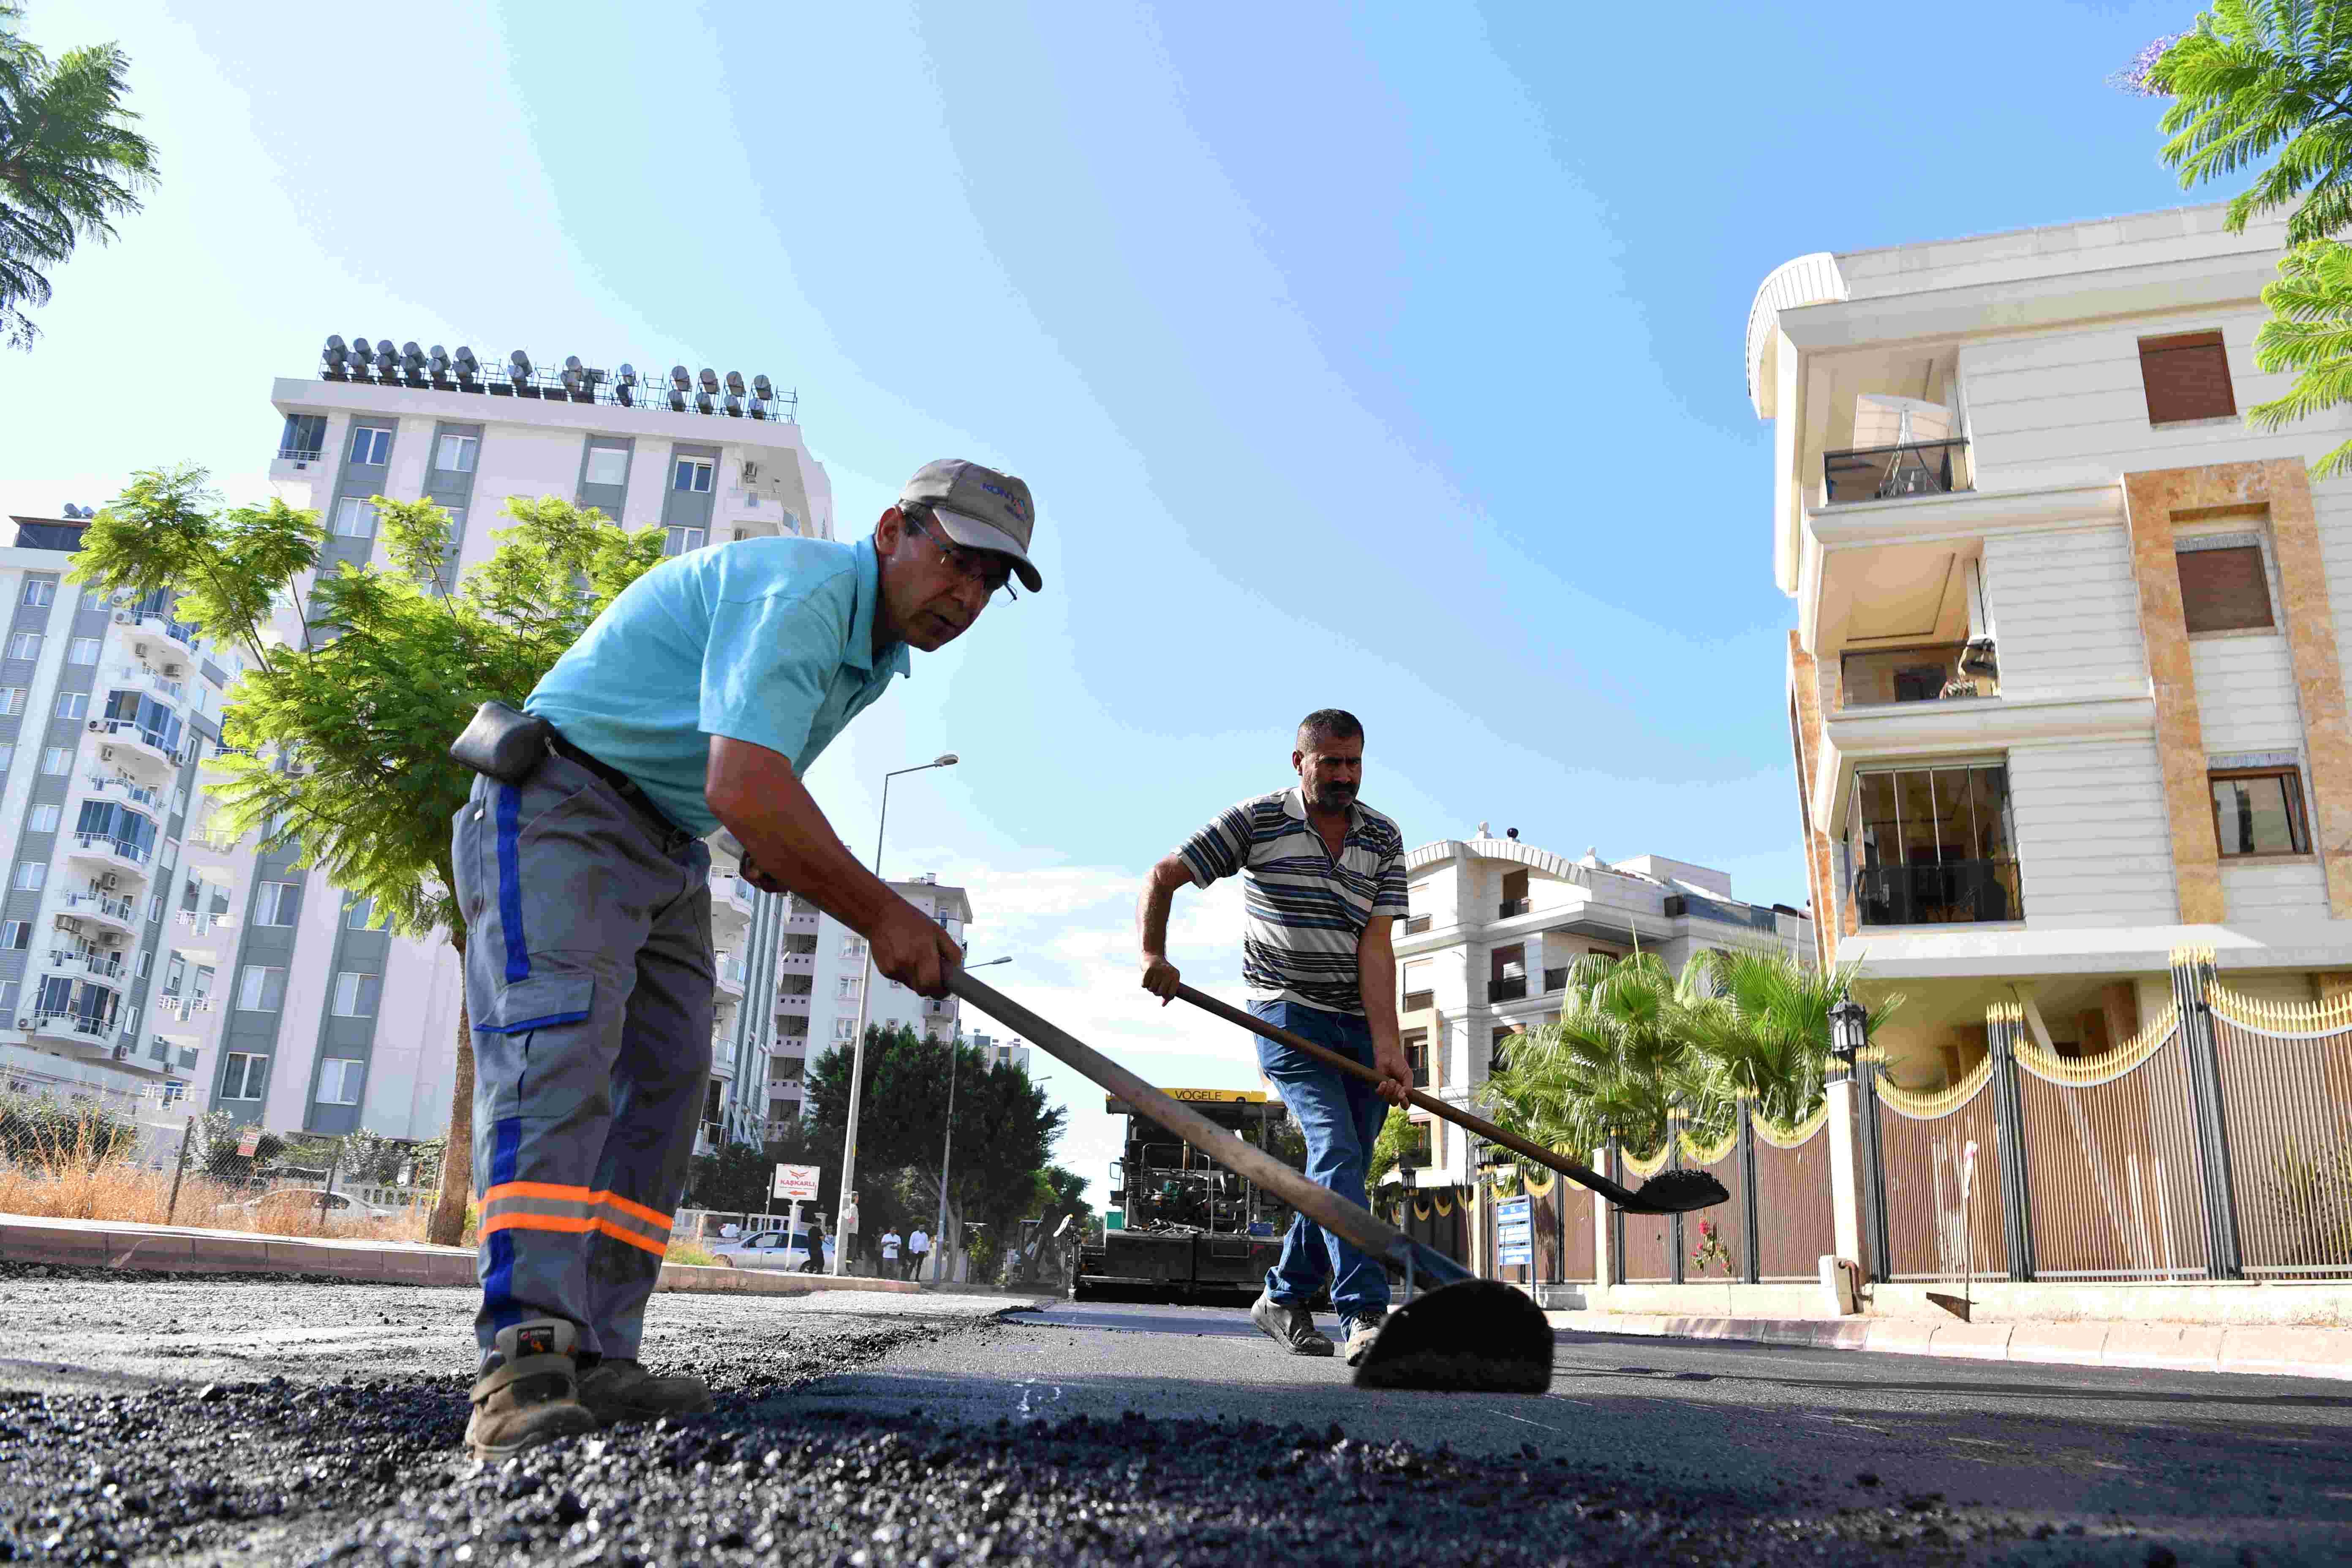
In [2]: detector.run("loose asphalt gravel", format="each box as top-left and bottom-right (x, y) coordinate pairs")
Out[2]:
(0, 1262), (2345, 1565)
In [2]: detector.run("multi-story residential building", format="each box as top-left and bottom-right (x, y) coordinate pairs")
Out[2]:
(0, 512), (237, 1122)
(1394, 829), (1810, 1181)
(764, 874), (973, 1139)
(0, 340), (842, 1148)
(968, 1031), (1031, 1075)
(1750, 200), (2352, 1089)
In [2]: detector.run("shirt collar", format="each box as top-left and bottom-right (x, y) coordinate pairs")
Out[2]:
(1283, 785), (1361, 832)
(846, 536), (914, 681)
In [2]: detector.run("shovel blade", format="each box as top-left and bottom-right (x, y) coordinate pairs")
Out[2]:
(1621, 1168), (1731, 1215)
(1350, 1280), (1554, 1394)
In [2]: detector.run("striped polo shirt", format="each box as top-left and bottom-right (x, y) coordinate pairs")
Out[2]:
(1177, 787), (1411, 1016)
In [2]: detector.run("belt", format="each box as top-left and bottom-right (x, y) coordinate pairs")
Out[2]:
(547, 732), (685, 843)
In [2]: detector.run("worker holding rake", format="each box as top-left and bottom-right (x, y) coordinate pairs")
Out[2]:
(1137, 708), (1413, 1365)
(445, 460), (1040, 1458)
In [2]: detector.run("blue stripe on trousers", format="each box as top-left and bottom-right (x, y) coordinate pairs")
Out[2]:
(482, 1115), (524, 1331)
(496, 784), (529, 983)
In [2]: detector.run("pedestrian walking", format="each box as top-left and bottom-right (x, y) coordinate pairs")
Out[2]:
(880, 1228), (904, 1276)
(907, 1225), (931, 1281)
(1135, 709), (1410, 1366)
(800, 1215), (828, 1275)
(446, 460), (1044, 1458)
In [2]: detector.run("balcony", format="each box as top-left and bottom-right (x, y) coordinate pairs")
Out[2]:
(1497, 898), (1530, 918)
(714, 954), (745, 997)
(1840, 640), (1998, 708)
(25, 1011), (117, 1049)
(60, 891), (137, 931)
(1402, 989), (1434, 1014)
(175, 908), (235, 934)
(45, 948), (125, 983)
(1821, 437), (1970, 506)
(83, 772), (164, 811)
(129, 616), (199, 660)
(779, 951), (814, 973)
(775, 992), (811, 1016)
(106, 662), (186, 705)
(1402, 915), (1431, 935)
(710, 872), (754, 921)
(1489, 976), (1528, 1004)
(67, 832), (151, 879)
(83, 718), (182, 773)
(1851, 858), (2022, 926)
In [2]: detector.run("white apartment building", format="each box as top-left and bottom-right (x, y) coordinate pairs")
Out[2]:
(765, 874), (971, 1137)
(968, 1031), (1031, 1075)
(1396, 829), (1811, 1182)
(1752, 200), (2352, 1088)
(0, 338), (843, 1151)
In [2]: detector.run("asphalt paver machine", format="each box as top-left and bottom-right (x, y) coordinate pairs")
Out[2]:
(1069, 1088), (1299, 1303)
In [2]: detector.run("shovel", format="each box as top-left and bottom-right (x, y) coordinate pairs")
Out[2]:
(1175, 984), (1728, 1216)
(951, 972), (1554, 1394)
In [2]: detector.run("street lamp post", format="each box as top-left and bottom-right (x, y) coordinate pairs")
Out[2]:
(931, 955), (1010, 1284)
(831, 752), (958, 1276)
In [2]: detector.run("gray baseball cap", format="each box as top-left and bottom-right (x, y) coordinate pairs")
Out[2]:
(898, 459), (1042, 593)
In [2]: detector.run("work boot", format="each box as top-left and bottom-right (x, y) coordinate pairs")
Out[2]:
(576, 1358), (716, 1424)
(1250, 1289), (1334, 1357)
(1341, 1315), (1386, 1367)
(466, 1320), (598, 1460)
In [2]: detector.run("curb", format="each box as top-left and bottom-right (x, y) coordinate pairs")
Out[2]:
(1549, 1310), (2352, 1381)
(0, 1214), (919, 1297)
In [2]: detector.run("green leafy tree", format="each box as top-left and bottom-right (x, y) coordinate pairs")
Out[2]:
(1365, 1104), (1420, 1194)
(72, 466), (663, 1243)
(1677, 950), (1901, 1130)
(0, 3), (159, 348)
(1480, 952), (1711, 1160)
(2122, 4), (2352, 476)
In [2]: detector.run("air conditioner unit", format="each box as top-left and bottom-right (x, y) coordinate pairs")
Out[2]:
(57, 917), (80, 934)
(133, 643), (148, 659)
(97, 874), (118, 889)
(162, 664), (182, 678)
(111, 612), (131, 625)
(741, 460), (761, 482)
(85, 720), (102, 732)
(98, 747), (113, 762)
(13, 1019), (27, 1031)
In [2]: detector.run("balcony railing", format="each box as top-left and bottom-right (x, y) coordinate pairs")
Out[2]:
(1489, 976), (1528, 1004)
(1402, 989), (1434, 1014)
(1497, 898), (1530, 918)
(1543, 967), (1568, 992)
(1840, 640), (1998, 707)
(1852, 858), (2022, 926)
(46, 948), (123, 980)
(84, 773), (163, 808)
(63, 892), (136, 923)
(1409, 1062), (1430, 1088)
(1402, 915), (1431, 935)
(275, 445), (324, 463)
(1821, 438), (1969, 506)
(71, 832), (150, 866)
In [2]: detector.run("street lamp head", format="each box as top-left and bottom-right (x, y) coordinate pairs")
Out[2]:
(933, 753), (958, 768)
(1828, 994), (1870, 1063)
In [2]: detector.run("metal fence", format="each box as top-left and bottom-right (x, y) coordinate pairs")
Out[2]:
(1617, 1142), (1676, 1282)
(1875, 1062), (2006, 1281)
(2211, 983), (2352, 1278)
(1751, 1104), (1838, 1281)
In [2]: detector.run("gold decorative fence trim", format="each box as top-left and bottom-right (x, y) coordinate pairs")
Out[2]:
(1752, 1102), (1829, 1148)
(1876, 1057), (1993, 1120)
(1412, 1199), (1430, 1222)
(1678, 1126), (1740, 1167)
(1622, 1141), (1671, 1178)
(2014, 1005), (2181, 1086)
(2170, 943), (2217, 967)
(2208, 980), (2352, 1037)
(1432, 1192), (1454, 1217)
(1520, 1164), (1556, 1196)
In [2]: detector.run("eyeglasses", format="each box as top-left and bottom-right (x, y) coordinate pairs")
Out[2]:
(906, 511), (1019, 600)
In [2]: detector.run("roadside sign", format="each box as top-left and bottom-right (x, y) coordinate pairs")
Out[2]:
(235, 1130), (260, 1159)
(1496, 1195), (1532, 1267)
(771, 1163), (820, 1202)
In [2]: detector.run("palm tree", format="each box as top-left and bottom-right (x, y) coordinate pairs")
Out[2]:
(1677, 949), (1902, 1130)
(0, 3), (159, 349)
(1480, 952), (1711, 1161)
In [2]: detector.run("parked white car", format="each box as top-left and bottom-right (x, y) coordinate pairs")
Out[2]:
(709, 1229), (833, 1271)
(235, 1187), (392, 1222)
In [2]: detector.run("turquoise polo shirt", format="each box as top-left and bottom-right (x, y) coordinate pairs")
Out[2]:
(525, 536), (912, 836)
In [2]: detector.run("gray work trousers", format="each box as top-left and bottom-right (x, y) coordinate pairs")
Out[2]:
(452, 754), (713, 1360)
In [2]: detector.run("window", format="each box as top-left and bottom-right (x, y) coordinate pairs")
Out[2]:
(53, 692), (84, 719)
(332, 498), (378, 538)
(2140, 330), (2238, 424)
(0, 921), (24, 951)
(39, 747), (68, 775)
(135, 949), (150, 978)
(221, 1051), (267, 1100)
(2212, 768), (2311, 857)
(662, 526), (706, 558)
(279, 413), (326, 459)
(672, 457), (713, 493)
(433, 433), (478, 472)
(20, 580), (52, 607)
(840, 936), (866, 958)
(237, 965), (286, 1010)
(65, 637), (98, 664)
(332, 970), (380, 1017)
(349, 426), (392, 465)
(26, 805), (55, 834)
(146, 893), (162, 922)
(1847, 763), (2021, 926)
(0, 745), (17, 773)
(253, 881), (299, 926)
(833, 1017), (856, 1040)
(0, 980), (16, 1019)
(318, 1056), (365, 1105)
(585, 445), (629, 487)
(0, 689), (22, 715)
(161, 838), (177, 869)
(836, 974), (860, 999)
(2177, 543), (2275, 635)
(6, 633), (38, 661)
(11, 863), (41, 891)
(346, 895), (375, 929)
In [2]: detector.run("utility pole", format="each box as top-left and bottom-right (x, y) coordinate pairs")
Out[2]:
(931, 958), (1009, 1282)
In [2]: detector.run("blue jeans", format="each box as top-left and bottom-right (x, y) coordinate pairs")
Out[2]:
(1252, 1000), (1390, 1320)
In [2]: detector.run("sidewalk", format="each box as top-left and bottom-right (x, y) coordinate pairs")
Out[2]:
(0, 1213), (920, 1297)
(1551, 1309), (2352, 1380)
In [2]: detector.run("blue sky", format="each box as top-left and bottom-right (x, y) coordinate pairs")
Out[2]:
(3, 1), (2208, 1197)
